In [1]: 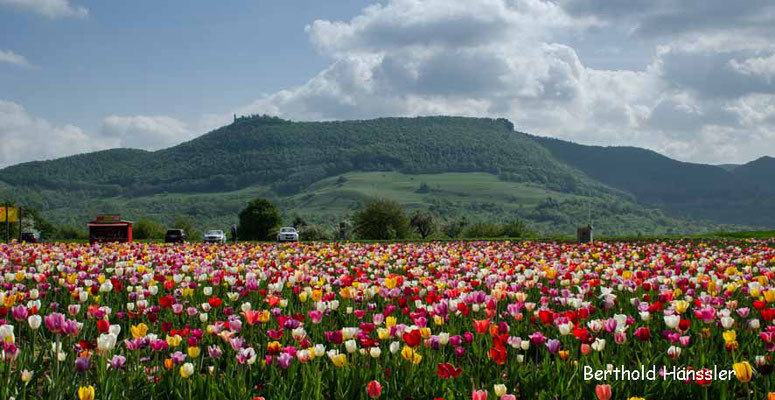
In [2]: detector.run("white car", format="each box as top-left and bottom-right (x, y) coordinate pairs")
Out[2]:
(203, 230), (227, 243)
(277, 227), (299, 242)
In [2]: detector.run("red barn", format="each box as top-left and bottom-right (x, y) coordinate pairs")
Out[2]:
(87, 214), (133, 244)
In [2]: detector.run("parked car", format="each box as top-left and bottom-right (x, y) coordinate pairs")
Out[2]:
(165, 229), (187, 243)
(277, 227), (299, 242)
(203, 230), (226, 243)
(21, 231), (41, 243)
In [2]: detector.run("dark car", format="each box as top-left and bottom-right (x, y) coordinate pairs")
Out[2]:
(21, 231), (41, 243)
(164, 229), (187, 243)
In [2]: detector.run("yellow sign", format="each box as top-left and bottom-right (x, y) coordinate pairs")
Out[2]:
(0, 207), (18, 223)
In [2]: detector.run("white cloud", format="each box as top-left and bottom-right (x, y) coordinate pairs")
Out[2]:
(100, 115), (195, 151)
(231, 0), (775, 164)
(729, 53), (775, 83)
(0, 100), (100, 167)
(0, 49), (31, 68)
(0, 101), (199, 168)
(0, 0), (87, 18)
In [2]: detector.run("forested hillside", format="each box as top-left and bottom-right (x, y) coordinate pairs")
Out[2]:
(532, 135), (775, 226)
(0, 115), (764, 236)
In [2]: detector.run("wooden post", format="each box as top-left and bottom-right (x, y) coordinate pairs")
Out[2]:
(4, 201), (8, 243)
(18, 207), (23, 242)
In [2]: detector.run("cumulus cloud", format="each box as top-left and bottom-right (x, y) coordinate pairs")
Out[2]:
(0, 100), (100, 167)
(0, 0), (87, 18)
(233, 0), (775, 164)
(0, 101), (199, 167)
(100, 115), (196, 151)
(0, 50), (32, 68)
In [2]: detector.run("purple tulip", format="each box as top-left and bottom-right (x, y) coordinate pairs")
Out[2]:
(229, 337), (245, 351)
(546, 339), (561, 354)
(11, 305), (28, 321)
(170, 351), (187, 364)
(207, 345), (222, 359)
(44, 312), (66, 334)
(75, 357), (90, 373)
(277, 352), (292, 369)
(109, 355), (127, 369)
(529, 332), (547, 346)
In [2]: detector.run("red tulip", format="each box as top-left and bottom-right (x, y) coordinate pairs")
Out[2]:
(437, 363), (462, 379)
(473, 319), (490, 334)
(634, 327), (651, 341)
(402, 329), (422, 348)
(366, 380), (382, 398)
(159, 295), (174, 308)
(96, 319), (110, 334)
(595, 384), (611, 400)
(489, 346), (507, 365)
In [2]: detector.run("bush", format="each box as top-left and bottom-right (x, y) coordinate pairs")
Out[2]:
(462, 223), (504, 239)
(57, 224), (87, 240)
(134, 218), (165, 240)
(298, 224), (331, 241)
(502, 219), (532, 239)
(237, 198), (282, 241)
(353, 198), (409, 240)
(171, 216), (201, 241)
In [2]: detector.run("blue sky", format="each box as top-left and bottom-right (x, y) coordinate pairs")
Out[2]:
(0, 0), (371, 130)
(2, 0), (775, 167)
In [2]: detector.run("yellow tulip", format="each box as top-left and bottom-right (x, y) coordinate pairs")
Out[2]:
(401, 346), (422, 364)
(722, 330), (736, 343)
(733, 361), (753, 383)
(331, 353), (347, 367)
(188, 346), (201, 358)
(78, 386), (95, 400)
(765, 289), (775, 303)
(130, 323), (148, 339)
(672, 300), (689, 314)
(166, 334), (182, 347)
(385, 316), (397, 328)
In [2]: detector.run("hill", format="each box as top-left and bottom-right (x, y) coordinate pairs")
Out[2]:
(531, 135), (775, 227)
(0, 116), (761, 236)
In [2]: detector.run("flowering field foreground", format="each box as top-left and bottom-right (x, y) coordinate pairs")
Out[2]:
(2, 240), (775, 399)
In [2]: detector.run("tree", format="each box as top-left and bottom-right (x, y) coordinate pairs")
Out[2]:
(410, 211), (436, 239)
(443, 217), (468, 238)
(292, 215), (308, 229)
(134, 218), (165, 240)
(353, 198), (409, 240)
(237, 198), (282, 241)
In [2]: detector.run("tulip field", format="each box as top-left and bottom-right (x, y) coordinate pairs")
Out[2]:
(2, 240), (775, 399)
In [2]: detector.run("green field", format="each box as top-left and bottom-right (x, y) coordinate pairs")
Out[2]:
(33, 171), (740, 238)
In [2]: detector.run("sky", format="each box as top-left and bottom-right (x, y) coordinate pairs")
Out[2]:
(2, 0), (775, 167)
